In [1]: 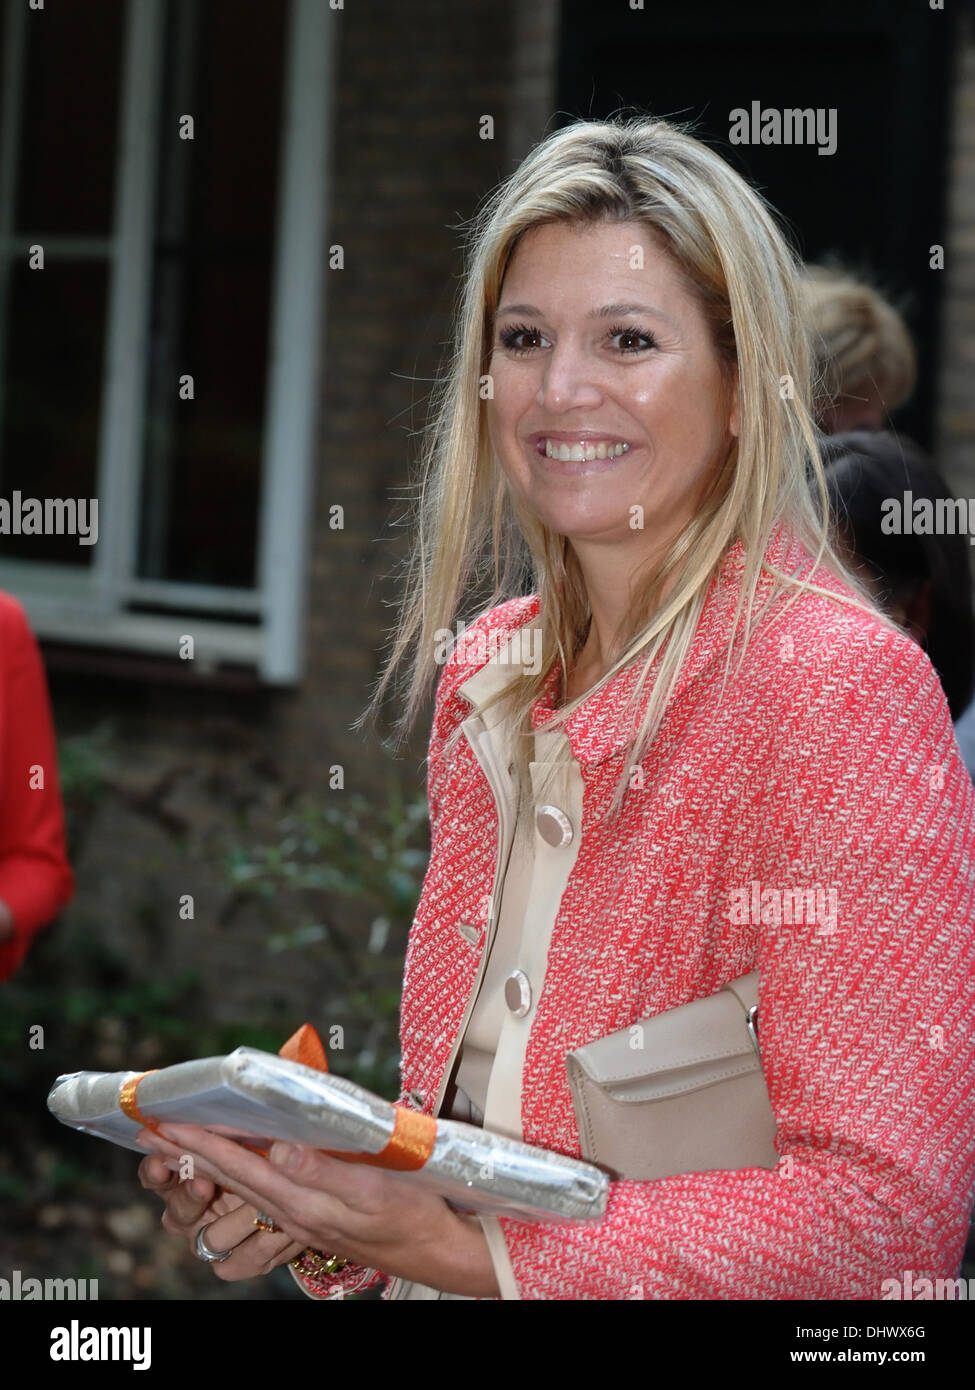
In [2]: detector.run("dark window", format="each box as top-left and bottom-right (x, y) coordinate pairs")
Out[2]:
(137, 0), (286, 589)
(0, 0), (124, 566)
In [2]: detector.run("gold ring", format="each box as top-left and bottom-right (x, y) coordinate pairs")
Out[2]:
(253, 1210), (277, 1232)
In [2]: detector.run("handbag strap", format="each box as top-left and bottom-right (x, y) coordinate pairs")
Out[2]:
(722, 972), (761, 1060)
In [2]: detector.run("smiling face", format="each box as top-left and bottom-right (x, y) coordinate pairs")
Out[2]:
(487, 218), (740, 560)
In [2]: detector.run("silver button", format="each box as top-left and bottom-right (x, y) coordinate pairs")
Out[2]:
(457, 921), (479, 944)
(504, 969), (532, 1017)
(536, 803), (573, 848)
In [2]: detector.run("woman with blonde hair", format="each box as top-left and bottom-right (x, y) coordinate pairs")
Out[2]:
(138, 114), (975, 1301)
(801, 262), (918, 432)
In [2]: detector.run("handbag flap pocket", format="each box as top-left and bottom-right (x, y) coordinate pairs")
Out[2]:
(568, 978), (759, 1099)
(565, 972), (777, 1181)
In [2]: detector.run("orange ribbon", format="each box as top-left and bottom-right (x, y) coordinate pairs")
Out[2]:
(120, 1070), (161, 1130)
(121, 1023), (436, 1171)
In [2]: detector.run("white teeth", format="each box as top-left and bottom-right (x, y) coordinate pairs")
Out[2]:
(543, 439), (630, 460)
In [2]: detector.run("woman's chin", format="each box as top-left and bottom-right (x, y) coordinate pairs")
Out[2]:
(537, 510), (645, 542)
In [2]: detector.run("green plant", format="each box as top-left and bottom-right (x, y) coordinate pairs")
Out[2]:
(221, 771), (431, 1092)
(55, 721), (116, 860)
(57, 721), (116, 802)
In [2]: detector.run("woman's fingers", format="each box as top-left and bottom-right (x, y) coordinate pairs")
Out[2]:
(137, 1126), (362, 1271)
(137, 1153), (180, 1192)
(193, 1203), (306, 1281)
(210, 1233), (307, 1282)
(159, 1183), (215, 1237)
(193, 1203), (256, 1257)
(138, 1134), (309, 1282)
(137, 1158), (217, 1237)
(136, 1125), (329, 1245)
(209, 1189), (246, 1218)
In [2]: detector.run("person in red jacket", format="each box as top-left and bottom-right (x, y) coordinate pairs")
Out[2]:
(0, 591), (74, 980)
(137, 113), (975, 1301)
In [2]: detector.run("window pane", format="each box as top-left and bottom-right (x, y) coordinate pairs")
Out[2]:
(137, 0), (286, 589)
(14, 0), (124, 237)
(0, 260), (105, 566)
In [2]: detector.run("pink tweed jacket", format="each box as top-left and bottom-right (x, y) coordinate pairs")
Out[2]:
(296, 525), (975, 1300)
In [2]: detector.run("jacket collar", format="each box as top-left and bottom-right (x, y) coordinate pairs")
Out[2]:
(455, 525), (818, 767)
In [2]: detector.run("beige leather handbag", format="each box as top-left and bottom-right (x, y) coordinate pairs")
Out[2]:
(565, 972), (778, 1181)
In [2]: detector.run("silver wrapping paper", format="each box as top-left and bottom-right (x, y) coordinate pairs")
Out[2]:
(47, 1047), (609, 1223)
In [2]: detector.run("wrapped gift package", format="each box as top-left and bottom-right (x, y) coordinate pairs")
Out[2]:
(47, 1044), (609, 1224)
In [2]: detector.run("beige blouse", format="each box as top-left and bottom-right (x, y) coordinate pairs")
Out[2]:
(444, 797), (536, 1129)
(388, 725), (583, 1300)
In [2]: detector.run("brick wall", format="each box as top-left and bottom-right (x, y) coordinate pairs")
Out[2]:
(284, 0), (559, 797)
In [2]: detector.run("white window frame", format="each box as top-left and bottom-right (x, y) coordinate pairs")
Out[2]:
(0, 0), (334, 683)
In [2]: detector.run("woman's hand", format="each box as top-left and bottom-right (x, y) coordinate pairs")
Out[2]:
(135, 1122), (501, 1297)
(137, 1149), (305, 1280)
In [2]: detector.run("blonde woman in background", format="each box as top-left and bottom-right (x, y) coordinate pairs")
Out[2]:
(801, 262), (917, 433)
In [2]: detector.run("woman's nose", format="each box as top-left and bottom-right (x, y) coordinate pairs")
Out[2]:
(535, 343), (603, 410)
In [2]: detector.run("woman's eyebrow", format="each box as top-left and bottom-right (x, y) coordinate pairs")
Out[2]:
(496, 300), (676, 327)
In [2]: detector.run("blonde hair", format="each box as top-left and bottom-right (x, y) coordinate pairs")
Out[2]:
(801, 262), (917, 427)
(357, 114), (891, 831)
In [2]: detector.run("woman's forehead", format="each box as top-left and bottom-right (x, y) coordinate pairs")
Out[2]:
(505, 217), (668, 262)
(499, 221), (684, 299)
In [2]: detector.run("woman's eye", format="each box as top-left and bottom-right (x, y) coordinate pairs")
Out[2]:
(497, 323), (545, 355)
(608, 324), (657, 354)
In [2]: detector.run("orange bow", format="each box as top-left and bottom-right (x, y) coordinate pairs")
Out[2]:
(122, 1023), (436, 1172)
